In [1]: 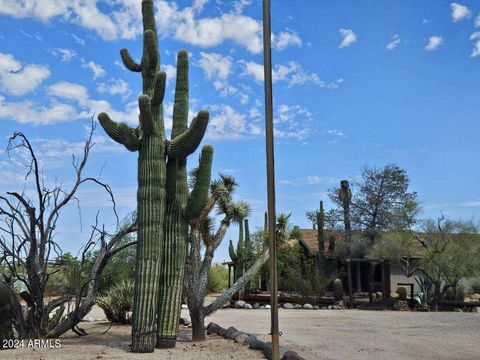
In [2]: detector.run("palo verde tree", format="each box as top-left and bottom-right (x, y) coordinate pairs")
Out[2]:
(97, 0), (212, 351)
(0, 125), (138, 340)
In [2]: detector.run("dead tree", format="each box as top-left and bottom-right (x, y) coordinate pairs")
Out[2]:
(0, 121), (137, 338)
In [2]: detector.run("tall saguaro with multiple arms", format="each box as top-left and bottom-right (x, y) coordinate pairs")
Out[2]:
(98, 0), (212, 352)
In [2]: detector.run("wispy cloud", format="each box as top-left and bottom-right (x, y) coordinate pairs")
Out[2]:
(425, 36), (443, 51)
(470, 32), (480, 57)
(450, 2), (470, 22)
(82, 60), (106, 80)
(339, 28), (357, 48)
(0, 52), (50, 95)
(386, 35), (401, 50)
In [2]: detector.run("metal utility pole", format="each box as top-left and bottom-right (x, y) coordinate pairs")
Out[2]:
(262, 1), (279, 359)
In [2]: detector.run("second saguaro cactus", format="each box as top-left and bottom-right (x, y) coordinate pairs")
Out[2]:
(98, 0), (212, 352)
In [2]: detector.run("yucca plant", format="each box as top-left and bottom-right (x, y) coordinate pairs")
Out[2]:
(96, 280), (135, 324)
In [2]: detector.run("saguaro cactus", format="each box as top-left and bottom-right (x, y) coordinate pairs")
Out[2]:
(339, 180), (352, 242)
(229, 221), (245, 282)
(316, 201), (326, 275)
(98, 0), (212, 352)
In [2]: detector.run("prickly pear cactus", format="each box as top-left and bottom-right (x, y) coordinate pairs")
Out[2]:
(98, 0), (212, 352)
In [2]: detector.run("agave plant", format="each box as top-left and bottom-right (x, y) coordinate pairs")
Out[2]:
(96, 280), (134, 324)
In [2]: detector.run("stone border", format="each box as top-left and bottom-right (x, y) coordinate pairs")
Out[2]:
(206, 322), (305, 360)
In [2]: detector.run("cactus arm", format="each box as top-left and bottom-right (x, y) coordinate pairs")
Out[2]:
(120, 48), (141, 72)
(172, 50), (189, 138)
(167, 111), (209, 159)
(184, 145), (213, 220)
(97, 112), (139, 151)
(229, 239), (237, 262)
(138, 95), (155, 135)
(144, 30), (158, 67)
(152, 71), (166, 107)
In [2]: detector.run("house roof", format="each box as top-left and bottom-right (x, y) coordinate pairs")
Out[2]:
(296, 228), (480, 258)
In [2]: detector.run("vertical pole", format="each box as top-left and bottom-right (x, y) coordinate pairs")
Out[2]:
(347, 259), (353, 308)
(262, 1), (279, 359)
(381, 260), (386, 309)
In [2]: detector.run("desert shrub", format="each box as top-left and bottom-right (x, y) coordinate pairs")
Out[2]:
(96, 279), (134, 324)
(397, 286), (408, 300)
(207, 264), (228, 293)
(471, 278), (480, 294)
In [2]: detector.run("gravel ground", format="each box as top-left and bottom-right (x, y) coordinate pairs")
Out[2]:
(3, 305), (480, 360)
(204, 308), (480, 360)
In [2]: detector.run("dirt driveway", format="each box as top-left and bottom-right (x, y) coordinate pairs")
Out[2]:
(204, 308), (480, 360)
(4, 306), (480, 359)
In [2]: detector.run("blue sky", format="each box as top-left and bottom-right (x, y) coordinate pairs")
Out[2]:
(0, 0), (479, 263)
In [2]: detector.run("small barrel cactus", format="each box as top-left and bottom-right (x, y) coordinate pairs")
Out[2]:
(396, 286), (407, 301)
(333, 278), (344, 302)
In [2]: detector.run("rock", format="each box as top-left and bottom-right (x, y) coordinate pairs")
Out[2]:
(206, 323), (221, 335)
(244, 335), (258, 346)
(390, 292), (400, 299)
(391, 301), (401, 311)
(235, 300), (246, 308)
(327, 305), (333, 310)
(179, 317), (191, 326)
(265, 304), (271, 309)
(453, 308), (463, 312)
(253, 303), (261, 309)
(282, 349), (306, 360)
(464, 297), (471, 303)
(243, 303), (253, 309)
(471, 293), (480, 300)
(294, 304), (302, 309)
(181, 304), (188, 309)
(234, 333), (249, 344)
(222, 302), (231, 308)
(218, 327), (227, 336)
(376, 292), (383, 299)
(303, 303), (313, 309)
(283, 303), (294, 309)
(224, 326), (239, 339)
(472, 307), (480, 313)
(279, 346), (291, 359)
(313, 305), (320, 310)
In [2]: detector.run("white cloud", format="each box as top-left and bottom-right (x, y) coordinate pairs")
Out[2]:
(233, 0), (252, 14)
(240, 60), (341, 89)
(425, 36), (444, 51)
(386, 35), (401, 50)
(198, 52), (232, 80)
(450, 3), (470, 22)
(470, 32), (480, 57)
(272, 30), (302, 51)
(0, 52), (50, 95)
(50, 48), (76, 62)
(0, 80), (139, 126)
(339, 28), (357, 48)
(0, 95), (77, 125)
(97, 78), (132, 99)
(207, 104), (252, 140)
(82, 61), (106, 80)
(162, 64), (177, 85)
(0, 0), (267, 53)
(476, 14), (480, 28)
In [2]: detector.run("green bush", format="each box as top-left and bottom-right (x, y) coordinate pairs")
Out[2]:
(96, 279), (134, 324)
(207, 264), (228, 293)
(471, 278), (480, 294)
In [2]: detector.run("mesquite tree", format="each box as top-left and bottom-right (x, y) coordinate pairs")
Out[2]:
(186, 175), (270, 341)
(0, 126), (137, 339)
(97, 0), (212, 351)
